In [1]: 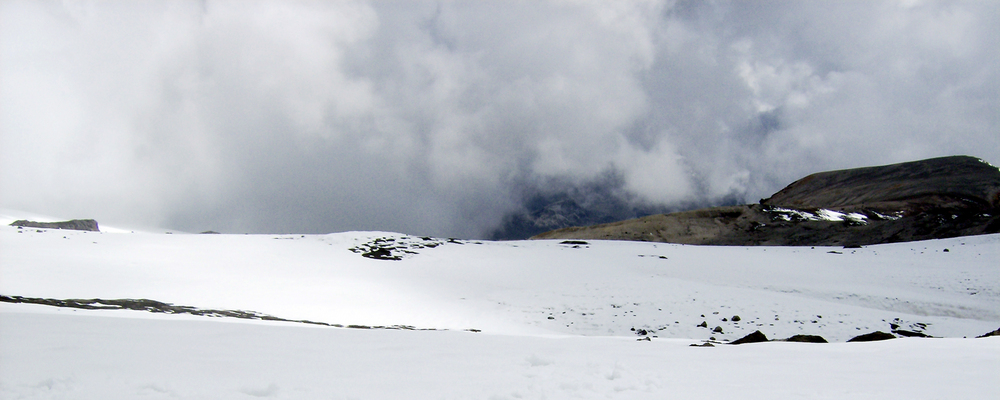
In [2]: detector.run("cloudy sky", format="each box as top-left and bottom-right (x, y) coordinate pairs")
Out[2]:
(2, 0), (998, 237)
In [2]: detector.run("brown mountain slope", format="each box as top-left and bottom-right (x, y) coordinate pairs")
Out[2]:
(531, 156), (1000, 246)
(761, 155), (1000, 210)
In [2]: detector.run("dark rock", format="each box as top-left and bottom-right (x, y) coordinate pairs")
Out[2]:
(9, 219), (99, 232)
(361, 247), (402, 261)
(782, 334), (828, 343)
(697, 321), (708, 328)
(893, 329), (932, 338)
(847, 331), (896, 342)
(200, 230), (221, 234)
(976, 327), (1000, 338)
(712, 326), (724, 333)
(731, 315), (741, 322)
(731, 330), (769, 344)
(559, 240), (589, 245)
(689, 342), (715, 347)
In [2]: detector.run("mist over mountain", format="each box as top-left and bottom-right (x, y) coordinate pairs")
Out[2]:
(534, 156), (1000, 246)
(489, 170), (744, 240)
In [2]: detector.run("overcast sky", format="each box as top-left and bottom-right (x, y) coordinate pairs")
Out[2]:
(2, 0), (998, 237)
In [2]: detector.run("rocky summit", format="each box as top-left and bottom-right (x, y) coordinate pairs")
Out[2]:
(532, 156), (1000, 246)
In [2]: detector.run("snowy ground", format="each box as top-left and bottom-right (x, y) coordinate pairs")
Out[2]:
(1, 210), (999, 398)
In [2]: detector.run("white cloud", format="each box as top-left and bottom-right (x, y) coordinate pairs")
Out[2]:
(2, 0), (998, 237)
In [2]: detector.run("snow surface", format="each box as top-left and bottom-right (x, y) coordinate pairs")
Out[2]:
(1, 210), (999, 398)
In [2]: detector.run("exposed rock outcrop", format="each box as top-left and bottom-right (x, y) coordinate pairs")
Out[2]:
(730, 330), (769, 344)
(847, 331), (896, 342)
(532, 156), (1000, 246)
(782, 334), (829, 343)
(976, 327), (1000, 338)
(10, 219), (99, 232)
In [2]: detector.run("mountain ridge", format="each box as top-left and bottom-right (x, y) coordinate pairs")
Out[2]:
(532, 156), (1000, 246)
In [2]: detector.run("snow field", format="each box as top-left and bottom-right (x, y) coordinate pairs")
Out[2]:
(2, 304), (998, 400)
(1, 213), (999, 399)
(1, 224), (998, 340)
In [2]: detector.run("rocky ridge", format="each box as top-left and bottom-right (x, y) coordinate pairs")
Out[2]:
(532, 156), (1000, 246)
(9, 219), (99, 232)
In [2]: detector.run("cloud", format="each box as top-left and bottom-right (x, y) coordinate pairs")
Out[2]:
(2, 0), (998, 237)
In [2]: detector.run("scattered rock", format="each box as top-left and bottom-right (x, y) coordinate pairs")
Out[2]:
(731, 315), (741, 322)
(782, 334), (828, 343)
(712, 326), (724, 333)
(893, 329), (932, 338)
(9, 219), (99, 232)
(689, 342), (715, 347)
(349, 236), (450, 260)
(847, 331), (896, 342)
(730, 330), (769, 345)
(697, 321), (708, 328)
(361, 247), (402, 261)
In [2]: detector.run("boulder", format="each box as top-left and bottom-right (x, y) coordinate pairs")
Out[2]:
(782, 334), (828, 343)
(847, 331), (896, 342)
(730, 330), (769, 345)
(892, 329), (931, 338)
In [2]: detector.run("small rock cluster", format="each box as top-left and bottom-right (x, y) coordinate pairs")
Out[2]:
(349, 236), (470, 260)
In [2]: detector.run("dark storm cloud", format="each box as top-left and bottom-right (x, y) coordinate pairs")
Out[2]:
(2, 0), (998, 237)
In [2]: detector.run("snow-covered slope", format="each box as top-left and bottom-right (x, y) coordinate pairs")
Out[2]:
(2, 223), (997, 340)
(1, 214), (998, 398)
